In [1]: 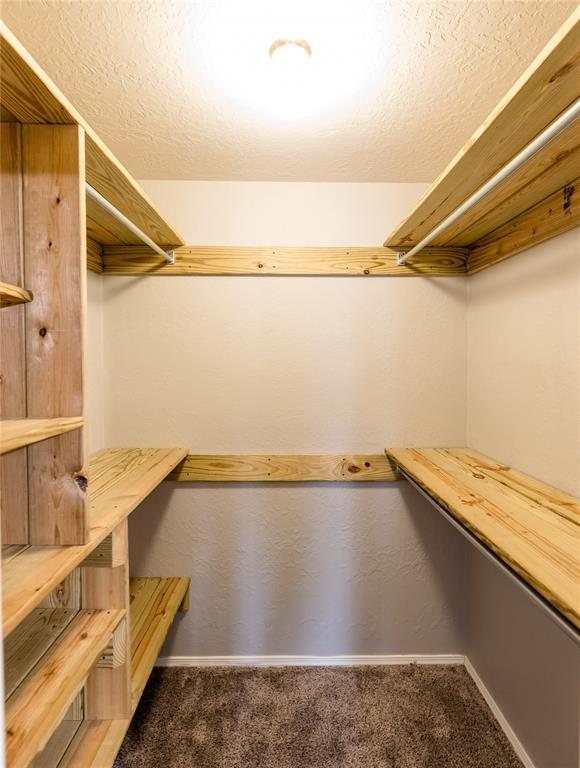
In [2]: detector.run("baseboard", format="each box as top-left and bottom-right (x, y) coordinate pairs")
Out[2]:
(156, 653), (465, 667)
(464, 657), (536, 768)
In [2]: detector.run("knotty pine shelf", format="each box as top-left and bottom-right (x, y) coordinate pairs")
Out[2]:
(55, 577), (190, 768)
(5, 607), (125, 768)
(385, 447), (580, 630)
(384, 10), (580, 274)
(2, 447), (187, 637)
(0, 417), (83, 455)
(0, 281), (32, 307)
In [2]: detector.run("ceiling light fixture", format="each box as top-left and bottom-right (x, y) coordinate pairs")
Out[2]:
(268, 38), (312, 121)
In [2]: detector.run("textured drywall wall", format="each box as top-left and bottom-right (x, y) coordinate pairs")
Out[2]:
(87, 270), (105, 454)
(466, 230), (580, 768)
(1, 1), (576, 181)
(101, 181), (469, 656)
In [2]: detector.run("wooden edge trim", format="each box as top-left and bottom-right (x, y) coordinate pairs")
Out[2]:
(86, 237), (103, 274)
(467, 179), (579, 274)
(100, 246), (468, 276)
(168, 454), (399, 482)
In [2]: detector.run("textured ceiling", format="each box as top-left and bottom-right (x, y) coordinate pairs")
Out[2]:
(1, 0), (576, 181)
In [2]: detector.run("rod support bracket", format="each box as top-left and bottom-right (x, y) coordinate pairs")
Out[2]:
(166, 250), (175, 265)
(397, 252), (408, 266)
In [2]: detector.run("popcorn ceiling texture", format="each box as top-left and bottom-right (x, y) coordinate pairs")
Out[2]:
(1, 0), (576, 182)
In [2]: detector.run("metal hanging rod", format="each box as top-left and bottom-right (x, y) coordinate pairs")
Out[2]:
(397, 97), (580, 266)
(85, 183), (175, 264)
(398, 468), (580, 646)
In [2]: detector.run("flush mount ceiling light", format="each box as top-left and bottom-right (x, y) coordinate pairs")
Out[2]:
(268, 38), (313, 121)
(268, 38), (312, 60)
(197, 1), (386, 124)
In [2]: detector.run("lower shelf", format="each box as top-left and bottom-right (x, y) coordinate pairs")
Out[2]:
(56, 577), (190, 768)
(5, 608), (125, 768)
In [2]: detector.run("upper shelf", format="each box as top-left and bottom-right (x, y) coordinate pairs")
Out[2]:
(2, 447), (188, 637)
(0, 21), (185, 251)
(386, 447), (580, 630)
(385, 10), (580, 274)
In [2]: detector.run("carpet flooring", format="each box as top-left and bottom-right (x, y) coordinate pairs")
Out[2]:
(115, 665), (523, 768)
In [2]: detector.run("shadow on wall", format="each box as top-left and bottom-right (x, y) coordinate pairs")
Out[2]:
(129, 480), (468, 658)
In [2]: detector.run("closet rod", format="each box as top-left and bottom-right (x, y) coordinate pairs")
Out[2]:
(397, 97), (580, 266)
(398, 468), (580, 646)
(85, 184), (175, 264)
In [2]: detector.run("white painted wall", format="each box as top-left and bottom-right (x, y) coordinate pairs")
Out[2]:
(466, 229), (580, 768)
(100, 181), (469, 657)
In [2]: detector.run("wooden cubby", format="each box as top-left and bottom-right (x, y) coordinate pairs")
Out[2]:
(1, 20), (190, 768)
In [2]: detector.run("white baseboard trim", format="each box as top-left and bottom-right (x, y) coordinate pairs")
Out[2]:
(156, 653), (465, 668)
(464, 657), (536, 768)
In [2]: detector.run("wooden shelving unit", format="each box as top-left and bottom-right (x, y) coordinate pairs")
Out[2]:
(2, 447), (187, 637)
(5, 608), (125, 768)
(385, 447), (580, 631)
(0, 417), (83, 455)
(384, 10), (580, 275)
(55, 577), (190, 768)
(0, 281), (32, 307)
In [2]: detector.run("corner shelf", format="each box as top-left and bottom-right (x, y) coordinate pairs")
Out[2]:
(2, 447), (187, 637)
(0, 417), (83, 455)
(0, 281), (32, 307)
(386, 447), (580, 632)
(384, 10), (580, 274)
(55, 577), (190, 768)
(5, 607), (125, 768)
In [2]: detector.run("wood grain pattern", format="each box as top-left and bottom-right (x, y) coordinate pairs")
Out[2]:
(386, 447), (580, 628)
(467, 180), (580, 274)
(169, 453), (399, 482)
(0, 417), (83, 454)
(83, 519), (131, 720)
(2, 447), (187, 636)
(5, 608), (125, 768)
(384, 9), (580, 251)
(0, 281), (32, 307)
(86, 237), (103, 274)
(55, 577), (190, 768)
(23, 124), (88, 545)
(0, 21), (184, 248)
(0, 121), (28, 543)
(34, 720), (82, 768)
(4, 607), (77, 697)
(385, 9), (580, 271)
(101, 245), (468, 276)
(130, 577), (190, 708)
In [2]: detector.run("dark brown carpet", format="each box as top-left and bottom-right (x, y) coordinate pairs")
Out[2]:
(115, 665), (523, 768)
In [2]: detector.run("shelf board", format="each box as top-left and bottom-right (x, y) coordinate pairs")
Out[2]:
(2, 447), (188, 637)
(0, 20), (184, 250)
(386, 447), (580, 629)
(0, 416), (83, 455)
(56, 577), (190, 768)
(5, 608), (125, 768)
(384, 10), (580, 273)
(0, 280), (32, 307)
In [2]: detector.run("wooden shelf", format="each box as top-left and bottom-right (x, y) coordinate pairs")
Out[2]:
(386, 447), (580, 629)
(55, 577), (190, 768)
(0, 21), (184, 251)
(5, 607), (125, 768)
(0, 281), (32, 307)
(384, 10), (580, 274)
(0, 416), (83, 455)
(2, 447), (187, 637)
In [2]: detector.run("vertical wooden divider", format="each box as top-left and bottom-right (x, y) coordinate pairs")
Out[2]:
(0, 122), (28, 544)
(22, 124), (88, 545)
(82, 520), (131, 720)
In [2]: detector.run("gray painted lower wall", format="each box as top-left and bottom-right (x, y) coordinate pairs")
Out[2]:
(129, 482), (467, 657)
(466, 549), (579, 768)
